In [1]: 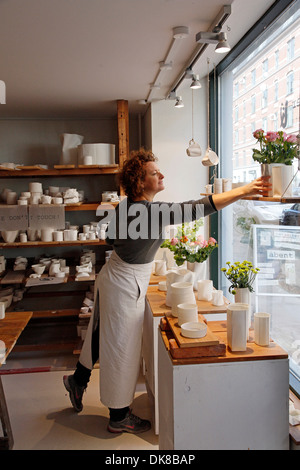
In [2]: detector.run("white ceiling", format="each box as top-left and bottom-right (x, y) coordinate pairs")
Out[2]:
(0, 0), (276, 119)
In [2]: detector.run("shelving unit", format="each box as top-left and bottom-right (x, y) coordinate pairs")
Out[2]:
(0, 99), (130, 354)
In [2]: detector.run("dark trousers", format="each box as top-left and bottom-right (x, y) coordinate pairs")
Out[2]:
(73, 322), (129, 421)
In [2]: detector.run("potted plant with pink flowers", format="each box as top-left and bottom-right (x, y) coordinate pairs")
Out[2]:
(161, 220), (218, 267)
(252, 129), (297, 197)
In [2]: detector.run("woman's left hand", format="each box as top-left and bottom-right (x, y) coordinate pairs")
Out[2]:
(242, 176), (272, 197)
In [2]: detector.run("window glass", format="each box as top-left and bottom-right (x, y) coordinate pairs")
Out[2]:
(219, 2), (300, 393)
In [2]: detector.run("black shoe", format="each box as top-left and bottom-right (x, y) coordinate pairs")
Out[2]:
(107, 409), (151, 434)
(63, 375), (85, 412)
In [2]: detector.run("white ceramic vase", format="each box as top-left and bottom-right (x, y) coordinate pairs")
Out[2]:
(272, 164), (294, 197)
(227, 303), (249, 352)
(234, 287), (251, 338)
(170, 282), (195, 317)
(165, 268), (194, 307)
(187, 261), (207, 290)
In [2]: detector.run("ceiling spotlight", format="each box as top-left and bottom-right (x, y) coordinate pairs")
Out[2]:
(0, 80), (6, 104)
(185, 67), (195, 79)
(175, 96), (184, 108)
(190, 75), (201, 89)
(195, 31), (231, 54)
(173, 26), (189, 39)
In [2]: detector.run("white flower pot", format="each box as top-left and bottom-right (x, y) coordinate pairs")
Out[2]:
(187, 261), (207, 290)
(271, 164), (294, 197)
(234, 287), (251, 338)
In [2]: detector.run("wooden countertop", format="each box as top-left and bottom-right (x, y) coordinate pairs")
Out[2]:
(0, 311), (33, 365)
(160, 319), (288, 365)
(146, 284), (230, 316)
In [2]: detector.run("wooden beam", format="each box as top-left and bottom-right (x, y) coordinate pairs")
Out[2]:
(117, 99), (129, 168)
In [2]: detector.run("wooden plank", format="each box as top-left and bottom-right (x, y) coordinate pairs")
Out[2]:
(146, 284), (230, 317)
(0, 270), (26, 284)
(166, 315), (220, 348)
(169, 338), (226, 359)
(117, 100), (129, 197)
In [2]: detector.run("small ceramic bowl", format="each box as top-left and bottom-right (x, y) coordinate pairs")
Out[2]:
(181, 322), (207, 339)
(31, 263), (46, 275)
(1, 230), (19, 243)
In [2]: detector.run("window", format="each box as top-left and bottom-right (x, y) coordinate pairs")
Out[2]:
(251, 94), (256, 114)
(287, 37), (295, 61)
(262, 58), (269, 77)
(217, 0), (300, 395)
(287, 70), (294, 95)
(274, 79), (279, 102)
(275, 49), (279, 69)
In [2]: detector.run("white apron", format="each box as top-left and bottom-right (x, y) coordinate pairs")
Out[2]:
(79, 250), (153, 409)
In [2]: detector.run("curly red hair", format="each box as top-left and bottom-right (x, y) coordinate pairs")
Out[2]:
(119, 148), (157, 200)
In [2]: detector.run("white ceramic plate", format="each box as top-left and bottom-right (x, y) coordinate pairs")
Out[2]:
(181, 321), (207, 338)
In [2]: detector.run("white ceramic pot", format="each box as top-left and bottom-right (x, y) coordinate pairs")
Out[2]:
(227, 303), (248, 352)
(187, 261), (207, 290)
(6, 191), (18, 205)
(170, 282), (195, 317)
(197, 279), (213, 301)
(272, 164), (294, 197)
(166, 268), (194, 307)
(41, 228), (54, 242)
(31, 263), (46, 275)
(1, 230), (19, 243)
(234, 287), (251, 336)
(211, 289), (224, 306)
(154, 259), (167, 276)
(177, 303), (198, 326)
(254, 312), (270, 346)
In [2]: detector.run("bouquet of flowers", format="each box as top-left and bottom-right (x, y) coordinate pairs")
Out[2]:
(161, 220), (217, 266)
(252, 129), (297, 165)
(220, 260), (260, 294)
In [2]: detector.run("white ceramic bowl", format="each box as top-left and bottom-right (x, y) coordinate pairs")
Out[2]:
(1, 230), (19, 243)
(181, 321), (207, 339)
(31, 263), (46, 275)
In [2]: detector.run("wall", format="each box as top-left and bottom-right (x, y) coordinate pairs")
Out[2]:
(150, 85), (209, 203)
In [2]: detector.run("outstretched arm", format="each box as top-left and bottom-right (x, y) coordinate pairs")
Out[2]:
(211, 176), (271, 211)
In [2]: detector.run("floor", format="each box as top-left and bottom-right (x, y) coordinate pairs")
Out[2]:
(0, 352), (159, 451)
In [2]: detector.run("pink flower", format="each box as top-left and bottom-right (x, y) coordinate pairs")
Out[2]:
(208, 237), (217, 246)
(170, 237), (178, 245)
(286, 134), (297, 144)
(200, 240), (208, 248)
(197, 235), (204, 242)
(265, 131), (277, 142)
(253, 129), (264, 139)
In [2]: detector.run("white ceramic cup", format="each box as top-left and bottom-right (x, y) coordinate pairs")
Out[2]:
(41, 228), (54, 242)
(222, 178), (232, 192)
(19, 233), (27, 243)
(213, 178), (223, 194)
(211, 289), (224, 306)
(154, 260), (167, 276)
(227, 303), (248, 352)
(254, 312), (270, 346)
(18, 199), (28, 205)
(41, 194), (52, 204)
(177, 303), (198, 326)
(31, 263), (46, 275)
(53, 230), (64, 242)
(197, 280), (213, 301)
(52, 197), (63, 204)
(29, 182), (42, 193)
(205, 184), (213, 194)
(6, 191), (18, 205)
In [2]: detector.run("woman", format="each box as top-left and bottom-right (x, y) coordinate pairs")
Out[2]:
(64, 148), (271, 434)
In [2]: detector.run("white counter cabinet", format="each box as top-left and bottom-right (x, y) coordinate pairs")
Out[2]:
(158, 330), (289, 450)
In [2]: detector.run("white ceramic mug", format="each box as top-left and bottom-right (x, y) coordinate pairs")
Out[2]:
(202, 148), (219, 166)
(205, 184), (213, 194)
(154, 260), (167, 276)
(53, 230), (63, 242)
(186, 139), (202, 157)
(254, 312), (270, 346)
(41, 228), (54, 242)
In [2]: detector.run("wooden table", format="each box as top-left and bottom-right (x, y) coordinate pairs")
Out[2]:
(0, 311), (33, 450)
(143, 284), (230, 435)
(158, 321), (289, 450)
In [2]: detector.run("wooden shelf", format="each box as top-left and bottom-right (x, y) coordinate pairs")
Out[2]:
(242, 195), (300, 203)
(0, 239), (105, 248)
(0, 165), (120, 178)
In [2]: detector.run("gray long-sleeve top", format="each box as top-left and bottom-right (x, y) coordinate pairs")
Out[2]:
(103, 195), (217, 264)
